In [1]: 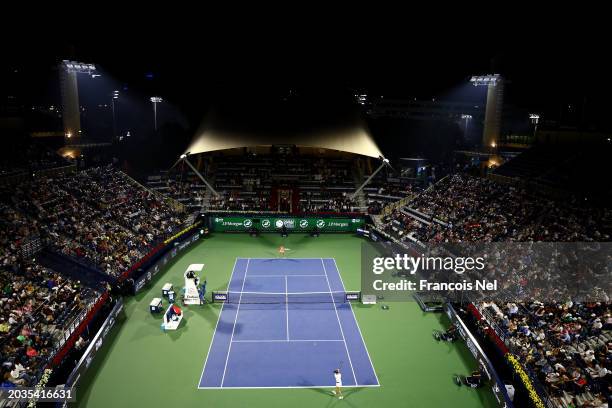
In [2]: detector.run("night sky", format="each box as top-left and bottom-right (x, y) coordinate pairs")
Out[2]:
(4, 30), (611, 132)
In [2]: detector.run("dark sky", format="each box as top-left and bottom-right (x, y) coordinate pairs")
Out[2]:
(4, 30), (611, 131)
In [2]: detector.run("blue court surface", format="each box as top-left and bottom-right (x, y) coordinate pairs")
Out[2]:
(198, 258), (379, 389)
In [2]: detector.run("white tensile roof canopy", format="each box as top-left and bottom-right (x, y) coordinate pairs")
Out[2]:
(183, 126), (383, 158)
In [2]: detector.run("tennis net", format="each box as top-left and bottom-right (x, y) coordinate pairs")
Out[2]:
(212, 290), (360, 304)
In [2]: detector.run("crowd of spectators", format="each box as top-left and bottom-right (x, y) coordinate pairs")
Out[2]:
(8, 166), (185, 277)
(0, 203), (100, 387)
(483, 301), (611, 407)
(299, 193), (356, 213)
(149, 154), (416, 214)
(384, 174), (610, 243)
(380, 172), (611, 407)
(0, 164), (187, 387)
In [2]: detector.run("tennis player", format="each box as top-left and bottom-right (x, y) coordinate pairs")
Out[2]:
(333, 369), (343, 399)
(278, 245), (291, 257)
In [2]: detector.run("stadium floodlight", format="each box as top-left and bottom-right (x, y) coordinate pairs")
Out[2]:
(529, 113), (540, 136)
(111, 92), (120, 139)
(150, 97), (163, 131)
(461, 114), (472, 136)
(350, 155), (393, 200)
(355, 94), (368, 105)
(62, 60), (97, 74)
(470, 74), (501, 87)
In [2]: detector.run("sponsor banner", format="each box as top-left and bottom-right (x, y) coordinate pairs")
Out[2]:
(212, 216), (364, 232)
(65, 300), (124, 388)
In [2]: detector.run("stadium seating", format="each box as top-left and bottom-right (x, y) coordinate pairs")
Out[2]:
(0, 208), (100, 387)
(148, 154), (415, 214)
(379, 172), (611, 407)
(9, 166), (186, 277)
(382, 173), (610, 243)
(0, 165), (189, 387)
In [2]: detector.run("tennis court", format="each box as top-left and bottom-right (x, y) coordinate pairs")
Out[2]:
(198, 258), (379, 389)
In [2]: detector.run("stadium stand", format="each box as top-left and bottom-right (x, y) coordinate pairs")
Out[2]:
(8, 166), (186, 277)
(0, 162), (189, 389)
(476, 300), (611, 407)
(383, 173), (610, 243)
(0, 204), (101, 387)
(1, 140), (609, 405)
(379, 171), (612, 407)
(147, 152), (415, 214)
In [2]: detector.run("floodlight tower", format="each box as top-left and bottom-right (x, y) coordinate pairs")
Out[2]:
(150, 96), (163, 131)
(60, 60), (97, 140)
(529, 113), (540, 138)
(470, 74), (504, 150)
(461, 114), (472, 137)
(111, 90), (119, 139)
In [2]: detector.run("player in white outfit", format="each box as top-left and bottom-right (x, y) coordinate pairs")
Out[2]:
(333, 369), (343, 399)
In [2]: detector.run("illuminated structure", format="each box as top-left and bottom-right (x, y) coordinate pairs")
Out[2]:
(529, 113), (540, 137)
(112, 90), (119, 139)
(59, 60), (97, 139)
(461, 114), (472, 136)
(150, 97), (163, 131)
(470, 74), (504, 149)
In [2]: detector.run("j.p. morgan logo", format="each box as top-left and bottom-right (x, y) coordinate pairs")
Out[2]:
(261, 219), (271, 228)
(299, 219), (309, 228)
(327, 220), (349, 228)
(316, 219), (326, 228)
(215, 218), (246, 227)
(243, 219), (253, 228)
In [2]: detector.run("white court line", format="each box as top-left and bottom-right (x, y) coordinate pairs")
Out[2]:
(197, 257), (239, 389)
(232, 339), (344, 343)
(247, 274), (326, 278)
(330, 258), (381, 386)
(199, 384), (381, 390)
(321, 258), (357, 386)
(243, 258), (327, 260)
(198, 258), (381, 390)
(285, 275), (289, 341)
(224, 290), (345, 295)
(220, 258), (250, 387)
